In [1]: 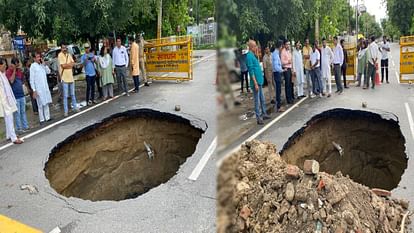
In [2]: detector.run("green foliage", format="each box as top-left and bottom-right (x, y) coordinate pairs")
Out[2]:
(358, 13), (382, 39)
(386, 0), (414, 36)
(0, 0), (191, 43)
(217, 0), (370, 47)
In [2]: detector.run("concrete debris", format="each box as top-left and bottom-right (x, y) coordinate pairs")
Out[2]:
(332, 141), (344, 156)
(174, 105), (181, 111)
(217, 140), (411, 233)
(143, 141), (154, 160)
(20, 184), (38, 194)
(362, 102), (368, 108)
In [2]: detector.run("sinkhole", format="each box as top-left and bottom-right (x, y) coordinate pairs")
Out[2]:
(45, 109), (205, 201)
(280, 108), (408, 191)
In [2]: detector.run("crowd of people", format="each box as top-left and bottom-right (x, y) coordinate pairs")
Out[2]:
(240, 35), (391, 125)
(0, 36), (148, 144)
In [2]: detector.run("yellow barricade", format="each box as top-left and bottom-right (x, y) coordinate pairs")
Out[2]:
(400, 36), (414, 83)
(144, 35), (193, 82)
(0, 214), (42, 233)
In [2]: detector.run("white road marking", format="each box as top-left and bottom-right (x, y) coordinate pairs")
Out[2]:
(396, 71), (400, 84)
(0, 52), (216, 152)
(216, 96), (309, 166)
(392, 60), (395, 67)
(405, 103), (414, 142)
(188, 137), (217, 181)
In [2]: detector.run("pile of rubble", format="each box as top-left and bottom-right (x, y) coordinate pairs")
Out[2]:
(217, 140), (411, 233)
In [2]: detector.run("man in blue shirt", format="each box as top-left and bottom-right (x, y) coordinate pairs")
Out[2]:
(272, 40), (284, 112)
(81, 43), (97, 105)
(246, 39), (270, 125)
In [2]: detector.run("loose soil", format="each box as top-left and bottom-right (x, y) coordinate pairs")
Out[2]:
(45, 109), (203, 201)
(281, 108), (408, 191)
(217, 140), (411, 233)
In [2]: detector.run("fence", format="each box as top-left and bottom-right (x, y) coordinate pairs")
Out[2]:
(187, 23), (217, 46)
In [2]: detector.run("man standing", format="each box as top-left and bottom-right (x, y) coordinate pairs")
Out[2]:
(340, 39), (349, 88)
(292, 41), (305, 98)
(281, 39), (294, 104)
(321, 38), (334, 97)
(332, 36), (344, 94)
(303, 38), (313, 97)
(81, 43), (98, 105)
(272, 41), (284, 112)
(58, 41), (79, 117)
(366, 36), (379, 89)
(238, 48), (249, 93)
(0, 57), (23, 144)
(310, 43), (323, 97)
(6, 58), (29, 132)
(262, 46), (275, 104)
(139, 34), (150, 86)
(30, 52), (53, 124)
(380, 35), (390, 83)
(246, 39), (270, 125)
(130, 36), (140, 93)
(112, 37), (130, 96)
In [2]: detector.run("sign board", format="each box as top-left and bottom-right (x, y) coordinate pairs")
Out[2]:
(400, 36), (414, 83)
(145, 35), (193, 81)
(13, 36), (25, 51)
(146, 50), (189, 73)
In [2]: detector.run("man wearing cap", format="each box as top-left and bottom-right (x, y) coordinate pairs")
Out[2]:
(112, 37), (130, 96)
(81, 43), (98, 105)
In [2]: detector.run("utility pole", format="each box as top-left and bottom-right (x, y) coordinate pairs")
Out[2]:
(157, 0), (162, 39)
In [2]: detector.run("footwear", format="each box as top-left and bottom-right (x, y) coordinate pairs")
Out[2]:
(319, 94), (323, 98)
(257, 119), (264, 125)
(247, 89), (251, 93)
(271, 100), (275, 104)
(387, 81), (390, 84)
(92, 100), (98, 104)
(127, 93), (130, 96)
(335, 90), (340, 93)
(345, 86), (349, 89)
(327, 94), (331, 98)
(278, 107), (286, 112)
(322, 93), (326, 96)
(371, 86), (375, 89)
(87, 100), (93, 105)
(263, 115), (271, 120)
(134, 89), (139, 93)
(144, 82), (150, 87)
(47, 118), (53, 122)
(74, 108), (80, 113)
(13, 138), (24, 144)
(339, 90), (343, 94)
(39, 121), (45, 126)
(64, 113), (68, 117)
(309, 94), (315, 99)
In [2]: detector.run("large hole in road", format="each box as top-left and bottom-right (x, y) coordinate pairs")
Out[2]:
(45, 109), (204, 201)
(280, 108), (408, 191)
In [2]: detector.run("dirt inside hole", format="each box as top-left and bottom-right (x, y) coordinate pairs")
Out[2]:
(45, 109), (204, 201)
(280, 108), (408, 191)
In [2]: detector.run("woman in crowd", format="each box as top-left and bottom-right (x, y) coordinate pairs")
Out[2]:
(98, 46), (115, 100)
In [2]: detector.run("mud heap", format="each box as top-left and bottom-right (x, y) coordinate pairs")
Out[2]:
(217, 140), (411, 233)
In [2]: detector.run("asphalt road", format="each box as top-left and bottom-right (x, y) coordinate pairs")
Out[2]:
(0, 50), (217, 233)
(219, 42), (414, 229)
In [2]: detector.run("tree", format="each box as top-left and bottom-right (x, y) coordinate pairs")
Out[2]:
(0, 0), (189, 46)
(386, 0), (414, 35)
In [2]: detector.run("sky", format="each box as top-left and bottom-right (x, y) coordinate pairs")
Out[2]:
(350, 0), (387, 23)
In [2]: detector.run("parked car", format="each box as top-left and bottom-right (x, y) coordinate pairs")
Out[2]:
(219, 48), (241, 83)
(43, 44), (83, 75)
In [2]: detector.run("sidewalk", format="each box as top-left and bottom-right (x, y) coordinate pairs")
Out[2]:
(0, 71), (139, 143)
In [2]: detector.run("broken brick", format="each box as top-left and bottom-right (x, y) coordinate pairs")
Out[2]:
(286, 164), (300, 179)
(239, 205), (252, 220)
(372, 188), (391, 197)
(303, 160), (319, 175)
(317, 179), (326, 191)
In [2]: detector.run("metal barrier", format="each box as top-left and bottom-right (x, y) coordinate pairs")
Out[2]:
(0, 214), (42, 233)
(400, 36), (414, 83)
(144, 35), (193, 82)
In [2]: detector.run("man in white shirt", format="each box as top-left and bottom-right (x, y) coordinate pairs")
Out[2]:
(332, 36), (344, 94)
(112, 37), (130, 96)
(366, 36), (379, 89)
(310, 43), (323, 96)
(380, 35), (390, 83)
(321, 38), (334, 97)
